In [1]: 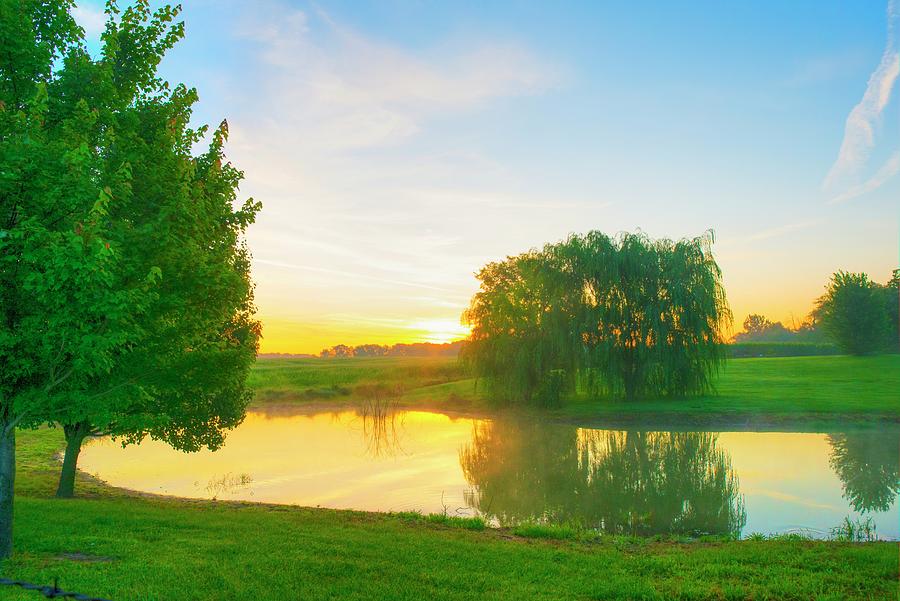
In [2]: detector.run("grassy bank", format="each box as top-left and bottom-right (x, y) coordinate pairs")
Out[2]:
(249, 355), (464, 402)
(250, 355), (900, 428)
(1, 427), (897, 600)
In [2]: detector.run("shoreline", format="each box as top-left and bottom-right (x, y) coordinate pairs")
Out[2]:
(249, 396), (900, 433)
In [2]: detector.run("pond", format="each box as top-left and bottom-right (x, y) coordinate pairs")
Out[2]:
(77, 406), (899, 539)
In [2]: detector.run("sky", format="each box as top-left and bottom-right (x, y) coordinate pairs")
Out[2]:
(74, 1), (900, 354)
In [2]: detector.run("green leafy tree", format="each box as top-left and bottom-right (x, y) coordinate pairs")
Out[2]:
(0, 0), (260, 556)
(732, 313), (827, 345)
(733, 315), (798, 343)
(40, 3), (261, 499)
(0, 0), (152, 558)
(462, 249), (580, 404)
(741, 314), (773, 336)
(463, 231), (730, 402)
(816, 271), (891, 355)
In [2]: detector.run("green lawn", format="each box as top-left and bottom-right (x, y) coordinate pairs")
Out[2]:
(1, 427), (897, 600)
(250, 354), (900, 428)
(249, 355), (465, 402)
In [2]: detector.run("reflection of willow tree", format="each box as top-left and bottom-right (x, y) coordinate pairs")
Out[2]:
(827, 432), (900, 513)
(356, 385), (405, 458)
(460, 420), (745, 536)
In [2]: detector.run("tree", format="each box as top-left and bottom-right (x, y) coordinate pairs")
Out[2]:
(461, 249), (579, 404)
(741, 314), (772, 336)
(793, 315), (827, 343)
(319, 344), (354, 358)
(353, 344), (388, 357)
(41, 2), (261, 499)
(0, 0), (260, 558)
(882, 270), (899, 351)
(732, 313), (827, 345)
(816, 271), (891, 355)
(463, 231), (730, 403)
(0, 0), (152, 558)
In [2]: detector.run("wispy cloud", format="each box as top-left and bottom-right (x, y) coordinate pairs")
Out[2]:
(235, 3), (558, 151)
(253, 258), (464, 295)
(743, 219), (820, 243)
(828, 150), (900, 204)
(783, 51), (867, 88)
(823, 0), (900, 200)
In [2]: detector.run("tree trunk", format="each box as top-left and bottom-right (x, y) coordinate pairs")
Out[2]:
(56, 422), (89, 499)
(0, 424), (14, 559)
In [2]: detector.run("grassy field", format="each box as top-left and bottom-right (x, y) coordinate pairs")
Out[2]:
(249, 355), (464, 402)
(1, 427), (897, 600)
(250, 354), (900, 428)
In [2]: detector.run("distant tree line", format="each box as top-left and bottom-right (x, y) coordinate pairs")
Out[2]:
(735, 270), (899, 356)
(462, 231), (730, 404)
(319, 340), (465, 358)
(733, 314), (825, 344)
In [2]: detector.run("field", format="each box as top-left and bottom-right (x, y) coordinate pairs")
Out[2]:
(250, 354), (900, 428)
(249, 355), (464, 402)
(1, 427), (897, 601)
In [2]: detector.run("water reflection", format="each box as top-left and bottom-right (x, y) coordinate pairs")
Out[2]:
(205, 472), (254, 500)
(461, 419), (746, 536)
(356, 385), (406, 458)
(827, 432), (900, 513)
(76, 408), (898, 538)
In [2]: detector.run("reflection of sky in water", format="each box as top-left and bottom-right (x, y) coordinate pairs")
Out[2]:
(718, 432), (897, 537)
(79, 409), (898, 539)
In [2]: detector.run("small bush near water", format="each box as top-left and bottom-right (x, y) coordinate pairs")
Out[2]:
(743, 517), (880, 542)
(393, 511), (487, 531)
(830, 517), (879, 542)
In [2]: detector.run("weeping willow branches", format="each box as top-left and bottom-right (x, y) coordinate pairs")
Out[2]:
(462, 230), (731, 403)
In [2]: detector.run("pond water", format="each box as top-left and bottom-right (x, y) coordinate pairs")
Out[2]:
(78, 407), (899, 539)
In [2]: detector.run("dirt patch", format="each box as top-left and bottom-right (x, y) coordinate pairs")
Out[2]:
(56, 552), (115, 563)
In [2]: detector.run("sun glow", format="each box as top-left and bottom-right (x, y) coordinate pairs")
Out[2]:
(255, 315), (471, 354)
(407, 319), (472, 345)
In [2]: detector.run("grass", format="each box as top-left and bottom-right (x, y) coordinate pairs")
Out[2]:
(250, 354), (900, 428)
(2, 427), (897, 600)
(830, 517), (880, 543)
(249, 356), (465, 403)
(561, 354), (900, 427)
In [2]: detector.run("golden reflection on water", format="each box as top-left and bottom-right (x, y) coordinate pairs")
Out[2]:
(78, 409), (899, 538)
(81, 409), (486, 514)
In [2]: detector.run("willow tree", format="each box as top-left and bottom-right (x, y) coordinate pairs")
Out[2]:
(463, 230), (730, 403)
(461, 248), (581, 404)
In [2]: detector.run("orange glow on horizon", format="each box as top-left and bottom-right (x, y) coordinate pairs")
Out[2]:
(257, 316), (471, 355)
(252, 244), (897, 355)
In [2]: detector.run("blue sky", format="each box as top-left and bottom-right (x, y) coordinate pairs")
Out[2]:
(75, 1), (900, 352)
